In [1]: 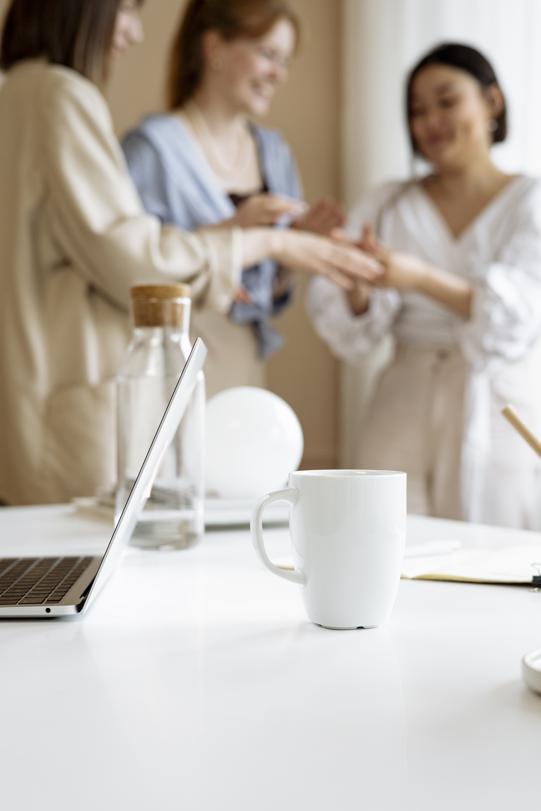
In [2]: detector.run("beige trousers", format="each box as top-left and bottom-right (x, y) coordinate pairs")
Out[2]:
(358, 345), (467, 520)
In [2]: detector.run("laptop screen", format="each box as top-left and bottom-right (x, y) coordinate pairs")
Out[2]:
(80, 338), (207, 613)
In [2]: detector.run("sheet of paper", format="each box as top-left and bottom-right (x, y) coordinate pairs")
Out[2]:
(401, 544), (541, 585)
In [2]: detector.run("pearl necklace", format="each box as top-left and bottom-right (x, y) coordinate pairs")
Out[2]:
(183, 100), (253, 182)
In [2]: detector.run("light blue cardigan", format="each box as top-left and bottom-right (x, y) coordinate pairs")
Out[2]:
(122, 115), (303, 357)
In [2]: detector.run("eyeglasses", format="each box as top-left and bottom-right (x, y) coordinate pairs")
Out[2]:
(254, 45), (291, 71)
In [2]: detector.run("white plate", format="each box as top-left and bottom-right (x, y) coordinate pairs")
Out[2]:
(73, 495), (289, 529)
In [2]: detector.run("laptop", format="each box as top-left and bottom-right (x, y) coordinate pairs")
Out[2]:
(0, 338), (207, 619)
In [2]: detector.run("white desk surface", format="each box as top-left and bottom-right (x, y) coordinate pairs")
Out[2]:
(0, 505), (540, 811)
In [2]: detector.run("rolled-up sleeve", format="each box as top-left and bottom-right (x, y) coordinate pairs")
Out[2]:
(307, 277), (401, 365)
(458, 184), (541, 370)
(306, 182), (406, 365)
(41, 72), (242, 313)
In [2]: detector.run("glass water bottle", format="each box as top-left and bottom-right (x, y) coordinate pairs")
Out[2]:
(115, 283), (205, 550)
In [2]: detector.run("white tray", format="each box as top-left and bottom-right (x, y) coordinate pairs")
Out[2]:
(205, 497), (289, 527)
(72, 495), (289, 529)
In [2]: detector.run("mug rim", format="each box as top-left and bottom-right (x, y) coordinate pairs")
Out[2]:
(290, 469), (406, 479)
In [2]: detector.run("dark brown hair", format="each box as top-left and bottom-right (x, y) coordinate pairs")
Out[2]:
(167, 0), (300, 109)
(0, 0), (143, 84)
(406, 42), (508, 155)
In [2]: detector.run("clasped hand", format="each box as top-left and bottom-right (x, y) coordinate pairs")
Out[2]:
(329, 224), (430, 316)
(355, 224), (428, 291)
(233, 193), (345, 234)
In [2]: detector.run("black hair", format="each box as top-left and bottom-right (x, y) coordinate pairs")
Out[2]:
(405, 42), (507, 155)
(0, 0), (143, 84)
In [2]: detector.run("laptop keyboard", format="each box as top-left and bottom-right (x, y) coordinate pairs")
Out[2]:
(0, 557), (94, 606)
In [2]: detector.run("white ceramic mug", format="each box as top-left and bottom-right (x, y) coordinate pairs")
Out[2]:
(251, 470), (406, 629)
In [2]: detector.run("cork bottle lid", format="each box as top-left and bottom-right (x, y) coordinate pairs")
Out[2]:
(130, 283), (191, 328)
(130, 283), (191, 300)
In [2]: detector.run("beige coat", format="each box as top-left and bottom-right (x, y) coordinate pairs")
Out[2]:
(0, 61), (243, 505)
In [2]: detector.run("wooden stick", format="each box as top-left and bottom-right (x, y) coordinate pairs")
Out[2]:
(501, 405), (541, 459)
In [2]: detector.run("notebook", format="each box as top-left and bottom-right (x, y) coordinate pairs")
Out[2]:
(402, 542), (541, 586)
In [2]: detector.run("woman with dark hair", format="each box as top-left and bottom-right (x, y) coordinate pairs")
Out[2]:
(309, 42), (541, 529)
(122, 0), (345, 394)
(0, 0), (379, 505)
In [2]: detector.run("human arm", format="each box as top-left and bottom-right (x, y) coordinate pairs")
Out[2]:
(377, 250), (473, 318)
(355, 178), (541, 368)
(256, 132), (346, 246)
(240, 228), (382, 291)
(292, 197), (346, 236)
(359, 225), (473, 319)
(361, 176), (541, 367)
(457, 182), (541, 368)
(44, 78), (378, 314)
(224, 194), (307, 227)
(305, 183), (418, 362)
(306, 276), (401, 365)
(123, 127), (309, 229)
(43, 72), (243, 313)
(337, 249), (470, 321)
(121, 110), (381, 300)
(345, 281), (371, 316)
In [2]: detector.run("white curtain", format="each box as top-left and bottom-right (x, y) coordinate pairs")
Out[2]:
(339, 0), (541, 464)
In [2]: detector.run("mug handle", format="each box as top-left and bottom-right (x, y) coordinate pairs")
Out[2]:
(251, 488), (305, 585)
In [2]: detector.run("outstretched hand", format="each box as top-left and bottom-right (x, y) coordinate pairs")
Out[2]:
(233, 193), (307, 227)
(294, 197), (346, 236)
(274, 229), (383, 291)
(326, 224), (428, 314)
(344, 224), (472, 319)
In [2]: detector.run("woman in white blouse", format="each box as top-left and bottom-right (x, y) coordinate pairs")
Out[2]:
(0, 0), (379, 505)
(308, 42), (541, 529)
